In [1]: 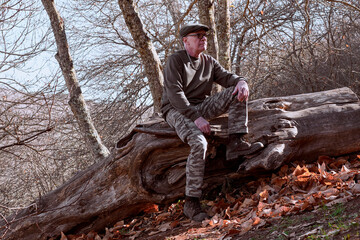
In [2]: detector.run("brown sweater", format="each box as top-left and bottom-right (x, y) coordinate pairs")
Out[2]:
(161, 50), (245, 121)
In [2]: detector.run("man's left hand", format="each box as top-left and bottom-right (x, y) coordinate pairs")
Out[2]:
(232, 80), (249, 102)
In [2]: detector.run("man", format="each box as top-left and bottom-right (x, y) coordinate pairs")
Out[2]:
(161, 23), (263, 221)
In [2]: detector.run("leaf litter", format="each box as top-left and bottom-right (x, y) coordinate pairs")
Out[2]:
(59, 154), (360, 240)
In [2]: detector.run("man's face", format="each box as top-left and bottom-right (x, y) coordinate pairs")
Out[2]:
(183, 30), (208, 55)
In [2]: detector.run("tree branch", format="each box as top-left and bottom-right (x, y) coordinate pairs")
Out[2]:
(323, 0), (360, 12)
(0, 127), (53, 151)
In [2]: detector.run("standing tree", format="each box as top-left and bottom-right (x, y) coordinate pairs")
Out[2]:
(41, 0), (109, 159)
(198, 0), (222, 93)
(118, 0), (164, 113)
(198, 0), (218, 60)
(216, 0), (231, 71)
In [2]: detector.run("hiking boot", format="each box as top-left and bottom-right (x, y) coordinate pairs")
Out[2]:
(184, 196), (208, 222)
(226, 134), (264, 161)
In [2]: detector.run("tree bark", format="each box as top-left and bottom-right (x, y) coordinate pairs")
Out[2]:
(2, 87), (360, 240)
(198, 0), (221, 94)
(41, 0), (109, 159)
(198, 0), (218, 60)
(217, 0), (231, 71)
(118, 0), (164, 113)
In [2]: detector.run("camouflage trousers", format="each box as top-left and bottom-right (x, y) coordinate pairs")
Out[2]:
(165, 86), (248, 198)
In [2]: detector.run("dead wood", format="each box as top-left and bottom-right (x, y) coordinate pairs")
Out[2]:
(1, 87), (360, 240)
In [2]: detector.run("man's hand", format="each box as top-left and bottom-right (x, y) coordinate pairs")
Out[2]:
(232, 80), (249, 102)
(194, 117), (211, 135)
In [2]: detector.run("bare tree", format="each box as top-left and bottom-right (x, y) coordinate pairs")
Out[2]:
(198, 0), (218, 60)
(41, 0), (109, 159)
(216, 0), (231, 71)
(117, 0), (164, 113)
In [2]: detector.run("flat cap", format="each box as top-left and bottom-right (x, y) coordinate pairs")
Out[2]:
(179, 23), (210, 37)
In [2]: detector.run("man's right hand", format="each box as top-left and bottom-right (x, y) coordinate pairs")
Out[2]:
(194, 117), (211, 135)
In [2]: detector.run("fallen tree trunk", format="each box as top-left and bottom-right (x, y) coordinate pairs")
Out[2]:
(1, 87), (360, 239)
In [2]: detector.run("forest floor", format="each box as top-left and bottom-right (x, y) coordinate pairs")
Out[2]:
(62, 153), (360, 240)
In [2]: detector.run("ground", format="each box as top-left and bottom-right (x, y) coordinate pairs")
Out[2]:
(62, 154), (360, 240)
(112, 194), (360, 240)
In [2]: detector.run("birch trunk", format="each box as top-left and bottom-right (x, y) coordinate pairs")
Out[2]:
(41, 0), (109, 159)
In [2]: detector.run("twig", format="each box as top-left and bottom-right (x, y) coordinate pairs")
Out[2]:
(323, 0), (360, 12)
(0, 127), (53, 150)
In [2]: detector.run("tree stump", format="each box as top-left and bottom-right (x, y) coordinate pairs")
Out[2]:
(1, 87), (360, 240)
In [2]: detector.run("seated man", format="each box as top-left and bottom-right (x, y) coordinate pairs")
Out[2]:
(161, 23), (263, 221)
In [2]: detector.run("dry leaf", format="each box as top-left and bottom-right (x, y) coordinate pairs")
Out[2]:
(170, 220), (179, 228)
(293, 165), (309, 176)
(350, 183), (360, 194)
(241, 198), (255, 208)
(271, 176), (287, 189)
(259, 189), (269, 201)
(279, 165), (289, 176)
(318, 162), (327, 178)
(209, 214), (220, 226)
(341, 165), (351, 173)
(155, 212), (171, 224)
(158, 222), (171, 232)
(252, 217), (261, 225)
(240, 219), (253, 232)
(60, 232), (68, 240)
(225, 206), (232, 219)
(226, 193), (236, 203)
(321, 188), (339, 198)
(143, 204), (159, 213)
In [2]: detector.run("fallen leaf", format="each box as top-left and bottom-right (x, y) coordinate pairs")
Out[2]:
(60, 232), (67, 240)
(225, 206), (232, 219)
(241, 198), (255, 208)
(226, 193), (236, 203)
(293, 165), (309, 176)
(341, 165), (351, 173)
(252, 216), (261, 225)
(240, 219), (253, 232)
(170, 220), (179, 228)
(321, 188), (339, 198)
(259, 189), (269, 201)
(350, 183), (360, 194)
(209, 214), (220, 226)
(158, 222), (171, 232)
(155, 212), (171, 224)
(271, 176), (287, 188)
(143, 204), (159, 213)
(279, 165), (289, 176)
(226, 228), (241, 236)
(318, 162), (327, 178)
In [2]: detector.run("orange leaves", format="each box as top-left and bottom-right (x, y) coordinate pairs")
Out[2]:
(143, 204), (159, 213)
(293, 164), (309, 176)
(65, 155), (360, 239)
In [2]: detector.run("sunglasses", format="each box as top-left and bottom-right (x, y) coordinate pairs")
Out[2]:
(186, 32), (209, 39)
